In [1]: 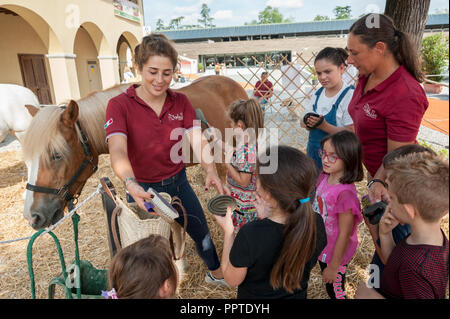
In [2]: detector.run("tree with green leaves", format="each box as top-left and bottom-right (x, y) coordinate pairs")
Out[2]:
(156, 18), (165, 31)
(198, 3), (215, 28)
(333, 5), (352, 19)
(245, 6), (294, 25)
(314, 15), (330, 21)
(169, 16), (184, 30)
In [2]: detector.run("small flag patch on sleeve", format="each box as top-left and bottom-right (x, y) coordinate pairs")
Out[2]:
(104, 118), (113, 129)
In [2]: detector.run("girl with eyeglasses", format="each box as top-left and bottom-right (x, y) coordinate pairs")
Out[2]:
(312, 130), (364, 299)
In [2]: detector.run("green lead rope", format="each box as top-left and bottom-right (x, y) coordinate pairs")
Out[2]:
(27, 229), (70, 299)
(27, 213), (82, 299)
(72, 213), (82, 299)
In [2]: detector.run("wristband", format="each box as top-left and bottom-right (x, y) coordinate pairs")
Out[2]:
(124, 177), (137, 187)
(367, 179), (387, 189)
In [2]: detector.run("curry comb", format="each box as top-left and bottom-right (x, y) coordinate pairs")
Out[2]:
(145, 187), (179, 221)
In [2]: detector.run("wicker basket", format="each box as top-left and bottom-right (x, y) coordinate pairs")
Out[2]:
(115, 195), (172, 248)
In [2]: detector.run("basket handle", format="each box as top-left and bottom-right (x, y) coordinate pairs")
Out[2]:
(110, 206), (122, 252)
(170, 196), (187, 260)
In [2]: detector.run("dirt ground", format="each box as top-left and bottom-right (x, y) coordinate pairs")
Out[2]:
(0, 151), (448, 299)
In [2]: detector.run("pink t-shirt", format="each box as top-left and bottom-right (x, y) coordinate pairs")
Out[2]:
(312, 173), (362, 265)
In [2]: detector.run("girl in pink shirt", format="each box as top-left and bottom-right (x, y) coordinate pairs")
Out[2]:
(312, 130), (364, 299)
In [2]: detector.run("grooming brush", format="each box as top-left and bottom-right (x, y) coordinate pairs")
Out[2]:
(145, 188), (179, 220)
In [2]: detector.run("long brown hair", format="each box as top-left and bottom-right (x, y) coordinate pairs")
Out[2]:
(257, 145), (318, 293)
(228, 98), (264, 144)
(349, 14), (424, 82)
(108, 235), (177, 299)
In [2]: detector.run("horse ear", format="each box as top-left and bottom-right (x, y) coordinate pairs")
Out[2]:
(61, 100), (79, 127)
(25, 104), (40, 117)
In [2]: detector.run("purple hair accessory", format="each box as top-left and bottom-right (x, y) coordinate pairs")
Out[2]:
(144, 201), (155, 212)
(101, 288), (118, 299)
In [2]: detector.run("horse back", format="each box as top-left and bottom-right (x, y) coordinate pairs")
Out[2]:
(175, 76), (248, 133)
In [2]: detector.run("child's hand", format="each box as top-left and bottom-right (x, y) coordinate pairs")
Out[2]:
(368, 182), (390, 204)
(251, 193), (272, 219)
(379, 207), (399, 236)
(322, 266), (338, 284)
(306, 115), (325, 129)
(214, 206), (234, 235)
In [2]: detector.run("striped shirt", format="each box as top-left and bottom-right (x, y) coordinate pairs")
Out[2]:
(380, 230), (449, 299)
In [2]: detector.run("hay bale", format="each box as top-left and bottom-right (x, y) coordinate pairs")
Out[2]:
(0, 150), (448, 299)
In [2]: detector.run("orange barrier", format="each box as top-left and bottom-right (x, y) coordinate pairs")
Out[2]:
(422, 98), (449, 135)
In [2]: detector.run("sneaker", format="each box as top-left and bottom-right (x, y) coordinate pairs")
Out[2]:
(204, 272), (228, 287)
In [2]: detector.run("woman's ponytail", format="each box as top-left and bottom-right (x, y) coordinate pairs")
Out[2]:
(394, 29), (425, 82)
(349, 14), (424, 83)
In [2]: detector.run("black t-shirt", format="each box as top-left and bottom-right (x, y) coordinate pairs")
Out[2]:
(229, 214), (327, 299)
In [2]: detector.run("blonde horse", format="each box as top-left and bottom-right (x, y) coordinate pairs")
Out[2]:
(22, 76), (247, 229)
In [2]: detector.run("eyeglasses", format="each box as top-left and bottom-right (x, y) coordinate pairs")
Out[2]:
(318, 149), (340, 163)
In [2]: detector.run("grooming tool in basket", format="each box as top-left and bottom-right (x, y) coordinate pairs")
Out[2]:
(144, 201), (155, 212)
(145, 188), (179, 220)
(207, 195), (237, 216)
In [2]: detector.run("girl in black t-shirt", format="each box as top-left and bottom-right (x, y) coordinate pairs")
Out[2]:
(214, 145), (327, 298)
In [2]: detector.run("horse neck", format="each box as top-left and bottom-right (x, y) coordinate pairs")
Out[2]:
(76, 84), (128, 155)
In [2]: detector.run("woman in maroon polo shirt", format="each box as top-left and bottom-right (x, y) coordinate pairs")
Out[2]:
(105, 34), (228, 286)
(346, 14), (428, 269)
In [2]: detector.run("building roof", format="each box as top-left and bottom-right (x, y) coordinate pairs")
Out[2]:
(161, 13), (449, 42)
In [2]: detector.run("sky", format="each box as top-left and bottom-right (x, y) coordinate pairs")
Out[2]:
(142, 0), (449, 30)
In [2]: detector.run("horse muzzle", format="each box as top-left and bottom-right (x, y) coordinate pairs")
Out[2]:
(28, 198), (65, 230)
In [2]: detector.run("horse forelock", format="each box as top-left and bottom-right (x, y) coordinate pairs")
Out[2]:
(22, 105), (71, 167)
(23, 84), (128, 164)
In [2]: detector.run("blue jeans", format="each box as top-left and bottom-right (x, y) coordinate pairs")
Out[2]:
(126, 168), (221, 271)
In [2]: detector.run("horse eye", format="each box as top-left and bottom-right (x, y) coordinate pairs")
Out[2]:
(51, 153), (63, 161)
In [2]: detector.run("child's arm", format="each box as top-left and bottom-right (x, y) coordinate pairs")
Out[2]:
(309, 119), (354, 134)
(225, 163), (253, 188)
(378, 209), (399, 262)
(322, 210), (354, 284)
(214, 207), (248, 287)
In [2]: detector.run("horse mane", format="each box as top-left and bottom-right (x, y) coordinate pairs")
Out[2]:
(22, 84), (128, 166)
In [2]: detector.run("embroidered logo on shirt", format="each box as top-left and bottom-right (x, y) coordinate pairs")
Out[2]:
(363, 103), (377, 119)
(168, 113), (183, 121)
(104, 118), (113, 129)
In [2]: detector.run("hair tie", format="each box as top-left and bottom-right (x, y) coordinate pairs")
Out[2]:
(101, 288), (118, 299)
(299, 197), (310, 204)
(394, 29), (401, 37)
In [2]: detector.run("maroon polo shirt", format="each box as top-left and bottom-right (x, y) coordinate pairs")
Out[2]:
(348, 65), (428, 177)
(254, 80), (273, 97)
(105, 85), (198, 183)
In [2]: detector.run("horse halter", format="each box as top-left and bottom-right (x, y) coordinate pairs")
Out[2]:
(26, 118), (98, 211)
